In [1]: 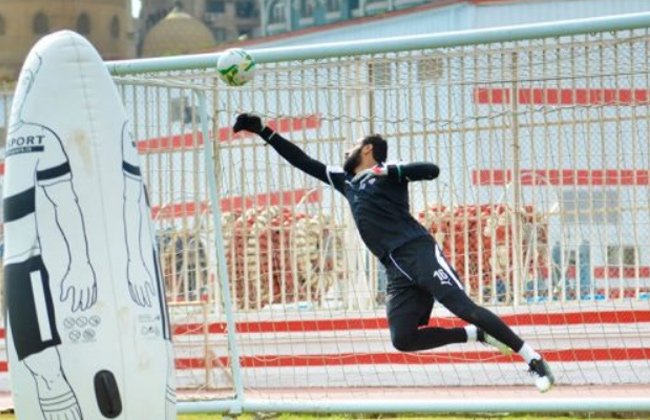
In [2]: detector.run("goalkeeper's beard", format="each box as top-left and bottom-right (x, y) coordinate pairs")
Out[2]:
(343, 149), (362, 174)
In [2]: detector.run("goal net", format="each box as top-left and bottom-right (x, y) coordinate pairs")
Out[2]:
(108, 18), (650, 410)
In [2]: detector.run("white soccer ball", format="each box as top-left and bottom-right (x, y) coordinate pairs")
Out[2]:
(217, 48), (256, 87)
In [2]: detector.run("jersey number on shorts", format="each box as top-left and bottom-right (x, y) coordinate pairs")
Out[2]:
(433, 269), (453, 286)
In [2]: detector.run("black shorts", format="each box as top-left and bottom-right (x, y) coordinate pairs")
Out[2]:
(383, 236), (464, 324)
(4, 256), (61, 360)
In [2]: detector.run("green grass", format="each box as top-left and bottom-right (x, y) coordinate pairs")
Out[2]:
(0, 416), (623, 419)
(175, 416), (646, 420)
(0, 414), (646, 420)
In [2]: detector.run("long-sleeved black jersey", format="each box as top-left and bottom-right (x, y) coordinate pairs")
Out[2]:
(260, 127), (440, 260)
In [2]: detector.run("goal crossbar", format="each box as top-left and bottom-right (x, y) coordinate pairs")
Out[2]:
(106, 11), (650, 75)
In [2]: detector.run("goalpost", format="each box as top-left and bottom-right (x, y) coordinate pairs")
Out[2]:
(107, 12), (650, 414)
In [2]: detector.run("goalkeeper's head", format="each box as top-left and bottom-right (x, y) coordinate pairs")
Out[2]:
(343, 134), (388, 174)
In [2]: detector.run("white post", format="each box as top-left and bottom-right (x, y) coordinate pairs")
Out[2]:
(194, 91), (245, 412)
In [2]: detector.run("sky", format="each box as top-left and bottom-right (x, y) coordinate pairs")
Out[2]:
(132, 0), (141, 18)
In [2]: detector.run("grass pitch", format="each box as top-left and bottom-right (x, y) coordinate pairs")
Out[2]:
(0, 415), (647, 420)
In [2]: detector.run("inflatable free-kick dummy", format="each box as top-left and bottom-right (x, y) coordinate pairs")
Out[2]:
(3, 30), (175, 419)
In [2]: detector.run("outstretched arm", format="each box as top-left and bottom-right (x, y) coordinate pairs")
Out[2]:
(259, 127), (330, 183)
(387, 162), (440, 182)
(234, 113), (345, 193)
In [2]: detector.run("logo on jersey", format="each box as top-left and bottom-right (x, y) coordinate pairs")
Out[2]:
(6, 134), (45, 157)
(357, 178), (377, 191)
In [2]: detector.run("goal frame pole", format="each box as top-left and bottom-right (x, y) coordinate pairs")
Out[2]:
(195, 90), (245, 412)
(177, 397), (650, 414)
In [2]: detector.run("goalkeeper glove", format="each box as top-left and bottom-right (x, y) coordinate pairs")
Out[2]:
(233, 113), (264, 134)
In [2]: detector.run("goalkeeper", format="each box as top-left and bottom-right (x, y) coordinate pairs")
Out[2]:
(233, 113), (554, 393)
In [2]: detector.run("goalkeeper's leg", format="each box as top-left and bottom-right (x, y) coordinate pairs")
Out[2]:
(386, 236), (554, 392)
(387, 289), (467, 352)
(439, 289), (554, 392)
(387, 288), (502, 352)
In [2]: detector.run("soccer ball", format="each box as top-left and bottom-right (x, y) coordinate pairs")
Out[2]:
(217, 48), (256, 86)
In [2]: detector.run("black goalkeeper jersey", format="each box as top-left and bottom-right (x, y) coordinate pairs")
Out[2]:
(260, 127), (439, 260)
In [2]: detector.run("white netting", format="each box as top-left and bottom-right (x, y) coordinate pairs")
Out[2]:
(37, 27), (650, 401)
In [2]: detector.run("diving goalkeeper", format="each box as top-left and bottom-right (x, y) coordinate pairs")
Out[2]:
(233, 113), (554, 392)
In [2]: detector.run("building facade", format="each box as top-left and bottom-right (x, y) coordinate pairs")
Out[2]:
(260, 0), (443, 37)
(0, 0), (136, 80)
(139, 0), (259, 51)
(249, 0), (650, 48)
(141, 5), (217, 57)
(138, 0), (448, 49)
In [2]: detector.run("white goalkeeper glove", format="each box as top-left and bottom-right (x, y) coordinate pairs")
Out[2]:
(352, 166), (388, 184)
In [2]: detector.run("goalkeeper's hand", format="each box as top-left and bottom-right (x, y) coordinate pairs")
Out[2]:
(352, 166), (388, 184)
(233, 113), (264, 134)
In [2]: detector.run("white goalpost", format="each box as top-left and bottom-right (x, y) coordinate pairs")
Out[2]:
(105, 12), (650, 414)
